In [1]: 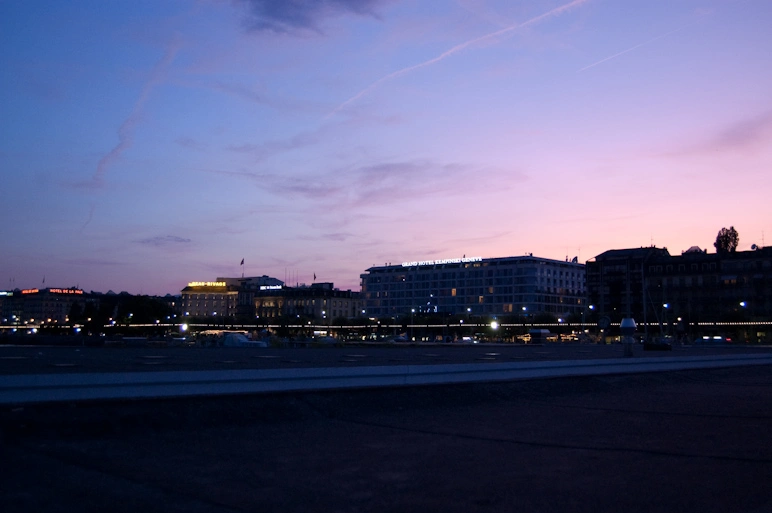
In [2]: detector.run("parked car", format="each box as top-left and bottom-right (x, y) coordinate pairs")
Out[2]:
(694, 335), (732, 345)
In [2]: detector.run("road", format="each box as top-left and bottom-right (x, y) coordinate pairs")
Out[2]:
(2, 342), (771, 375)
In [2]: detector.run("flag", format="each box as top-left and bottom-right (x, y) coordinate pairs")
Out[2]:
(313, 273), (316, 281)
(240, 258), (244, 265)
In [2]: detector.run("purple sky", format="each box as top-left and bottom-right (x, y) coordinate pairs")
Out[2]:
(2, 0), (771, 295)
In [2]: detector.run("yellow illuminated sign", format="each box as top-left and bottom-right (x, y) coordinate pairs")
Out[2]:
(188, 281), (226, 287)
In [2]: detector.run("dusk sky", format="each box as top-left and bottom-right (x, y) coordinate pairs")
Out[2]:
(2, 0), (771, 295)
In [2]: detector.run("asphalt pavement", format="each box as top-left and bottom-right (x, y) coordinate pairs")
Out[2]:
(2, 360), (771, 513)
(2, 342), (772, 375)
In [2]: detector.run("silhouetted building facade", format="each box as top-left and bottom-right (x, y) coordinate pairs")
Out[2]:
(586, 246), (772, 325)
(254, 283), (362, 321)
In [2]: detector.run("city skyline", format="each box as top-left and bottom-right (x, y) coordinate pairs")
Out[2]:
(2, 0), (771, 296)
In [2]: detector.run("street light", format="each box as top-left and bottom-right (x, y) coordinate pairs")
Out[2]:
(660, 303), (669, 336)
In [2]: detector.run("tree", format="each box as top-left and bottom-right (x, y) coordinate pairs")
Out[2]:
(714, 226), (739, 253)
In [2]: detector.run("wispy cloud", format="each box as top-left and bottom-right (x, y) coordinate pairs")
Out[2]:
(710, 111), (772, 151)
(661, 110), (772, 158)
(297, 232), (357, 242)
(63, 258), (126, 267)
(228, 131), (320, 161)
(446, 231), (513, 246)
(327, 0), (589, 118)
(238, 0), (388, 34)
(188, 79), (326, 114)
(211, 159), (525, 208)
(176, 137), (207, 151)
(136, 235), (192, 247)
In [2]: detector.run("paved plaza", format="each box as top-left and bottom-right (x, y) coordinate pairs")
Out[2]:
(2, 353), (771, 513)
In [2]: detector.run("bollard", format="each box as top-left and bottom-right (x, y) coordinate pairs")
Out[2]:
(620, 317), (636, 358)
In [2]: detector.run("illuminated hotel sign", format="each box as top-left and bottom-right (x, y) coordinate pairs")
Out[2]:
(49, 288), (83, 295)
(188, 281), (226, 287)
(402, 256), (483, 267)
(22, 288), (83, 295)
(259, 285), (282, 290)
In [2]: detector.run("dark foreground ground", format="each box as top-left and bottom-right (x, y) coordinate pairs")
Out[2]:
(2, 365), (771, 513)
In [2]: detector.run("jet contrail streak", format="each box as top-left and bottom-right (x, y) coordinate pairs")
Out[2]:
(578, 25), (689, 72)
(92, 39), (181, 185)
(327, 0), (589, 119)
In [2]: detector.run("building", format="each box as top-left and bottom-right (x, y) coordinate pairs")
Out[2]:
(586, 245), (772, 327)
(254, 283), (363, 321)
(360, 255), (586, 318)
(0, 287), (93, 325)
(231, 276), (285, 319)
(584, 247), (669, 323)
(180, 281), (239, 318)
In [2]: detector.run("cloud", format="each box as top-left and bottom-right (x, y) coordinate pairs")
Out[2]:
(327, 0), (588, 118)
(228, 131), (319, 161)
(710, 111), (772, 151)
(661, 110), (772, 158)
(136, 235), (192, 247)
(297, 232), (357, 242)
(211, 159), (525, 208)
(176, 137), (207, 151)
(63, 258), (126, 267)
(237, 0), (388, 34)
(445, 231), (513, 246)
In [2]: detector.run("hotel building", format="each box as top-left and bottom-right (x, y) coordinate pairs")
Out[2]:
(1, 287), (92, 325)
(254, 283), (363, 321)
(180, 281), (240, 318)
(360, 255), (586, 318)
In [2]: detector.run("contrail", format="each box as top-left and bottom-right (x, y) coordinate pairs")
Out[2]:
(91, 38), (181, 185)
(80, 203), (96, 231)
(326, 0), (589, 119)
(578, 24), (690, 72)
